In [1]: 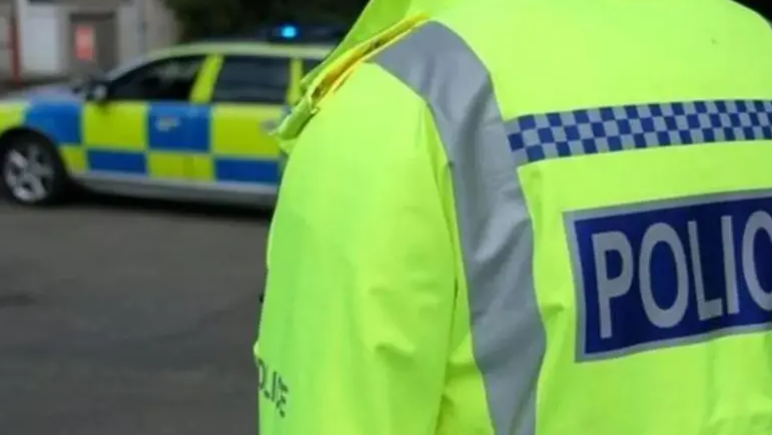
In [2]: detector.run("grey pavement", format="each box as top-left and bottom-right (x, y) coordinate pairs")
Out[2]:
(0, 195), (268, 435)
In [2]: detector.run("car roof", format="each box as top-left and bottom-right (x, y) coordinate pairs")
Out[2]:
(157, 41), (334, 60)
(104, 41), (335, 82)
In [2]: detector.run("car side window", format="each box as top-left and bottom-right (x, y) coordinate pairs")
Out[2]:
(211, 55), (290, 104)
(302, 59), (322, 74)
(109, 55), (205, 102)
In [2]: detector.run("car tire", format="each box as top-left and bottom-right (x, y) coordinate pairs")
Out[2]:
(0, 132), (70, 206)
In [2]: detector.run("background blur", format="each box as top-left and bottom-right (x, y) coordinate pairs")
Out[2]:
(0, 0), (367, 87)
(0, 1), (770, 435)
(0, 1), (367, 434)
(0, 0), (767, 86)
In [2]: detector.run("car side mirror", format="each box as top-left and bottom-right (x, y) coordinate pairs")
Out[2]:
(85, 81), (108, 103)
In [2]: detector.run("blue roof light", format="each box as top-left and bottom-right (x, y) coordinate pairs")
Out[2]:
(280, 25), (298, 39)
(192, 24), (344, 45)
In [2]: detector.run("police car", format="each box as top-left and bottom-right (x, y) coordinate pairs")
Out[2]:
(0, 25), (336, 207)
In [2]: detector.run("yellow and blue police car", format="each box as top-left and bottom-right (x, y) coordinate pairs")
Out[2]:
(0, 25), (334, 207)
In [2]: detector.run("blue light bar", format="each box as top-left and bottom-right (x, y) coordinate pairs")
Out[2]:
(192, 24), (345, 45)
(280, 25), (298, 39)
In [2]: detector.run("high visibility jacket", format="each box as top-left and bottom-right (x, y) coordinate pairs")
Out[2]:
(256, 0), (772, 434)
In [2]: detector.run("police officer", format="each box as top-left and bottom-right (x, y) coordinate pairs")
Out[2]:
(256, 0), (772, 434)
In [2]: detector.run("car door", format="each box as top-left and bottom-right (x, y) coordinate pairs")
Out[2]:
(196, 54), (291, 191)
(82, 54), (207, 182)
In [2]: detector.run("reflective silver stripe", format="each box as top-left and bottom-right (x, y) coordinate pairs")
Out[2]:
(374, 22), (546, 435)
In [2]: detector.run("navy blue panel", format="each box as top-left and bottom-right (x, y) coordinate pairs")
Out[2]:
(186, 105), (210, 151)
(214, 158), (278, 184)
(570, 192), (772, 360)
(23, 100), (82, 144)
(507, 100), (772, 165)
(147, 103), (210, 152)
(87, 150), (146, 174)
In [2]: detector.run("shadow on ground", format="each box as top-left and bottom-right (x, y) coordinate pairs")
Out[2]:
(72, 191), (275, 223)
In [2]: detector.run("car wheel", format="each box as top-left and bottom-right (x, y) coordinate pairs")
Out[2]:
(0, 133), (69, 206)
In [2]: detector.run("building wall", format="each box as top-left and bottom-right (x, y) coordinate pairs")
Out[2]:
(12, 0), (178, 79)
(0, 4), (13, 77)
(141, 0), (177, 51)
(20, 3), (63, 76)
(116, 1), (141, 63)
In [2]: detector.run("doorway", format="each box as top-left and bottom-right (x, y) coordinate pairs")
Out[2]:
(68, 11), (118, 77)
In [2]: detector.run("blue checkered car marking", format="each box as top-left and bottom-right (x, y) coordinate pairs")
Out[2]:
(20, 100), (281, 186)
(506, 100), (772, 164)
(88, 150), (146, 175)
(215, 158), (279, 184)
(24, 100), (82, 145)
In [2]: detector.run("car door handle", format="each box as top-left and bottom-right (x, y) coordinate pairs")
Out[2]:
(155, 117), (180, 131)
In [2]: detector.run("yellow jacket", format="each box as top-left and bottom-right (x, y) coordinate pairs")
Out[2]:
(258, 1), (772, 434)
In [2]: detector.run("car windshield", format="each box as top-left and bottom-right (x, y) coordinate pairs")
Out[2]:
(68, 53), (163, 95)
(104, 54), (151, 81)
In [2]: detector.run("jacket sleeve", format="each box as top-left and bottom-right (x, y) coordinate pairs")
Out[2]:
(256, 62), (457, 435)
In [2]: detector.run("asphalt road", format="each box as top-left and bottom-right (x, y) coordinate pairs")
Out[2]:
(0, 195), (268, 435)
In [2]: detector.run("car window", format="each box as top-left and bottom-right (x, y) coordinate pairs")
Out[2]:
(211, 55), (290, 104)
(302, 59), (323, 74)
(109, 55), (205, 102)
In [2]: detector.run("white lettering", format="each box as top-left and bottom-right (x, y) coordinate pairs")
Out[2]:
(721, 216), (741, 315)
(689, 220), (723, 320)
(742, 211), (772, 311)
(639, 223), (690, 328)
(592, 231), (634, 339)
(587, 205), (772, 344)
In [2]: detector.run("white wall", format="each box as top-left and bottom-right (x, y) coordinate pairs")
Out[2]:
(0, 4), (13, 77)
(116, 0), (177, 65)
(142, 0), (177, 51)
(19, 4), (64, 76)
(117, 2), (140, 63)
(12, 0), (180, 79)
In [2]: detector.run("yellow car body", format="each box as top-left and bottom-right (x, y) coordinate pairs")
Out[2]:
(0, 38), (331, 207)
